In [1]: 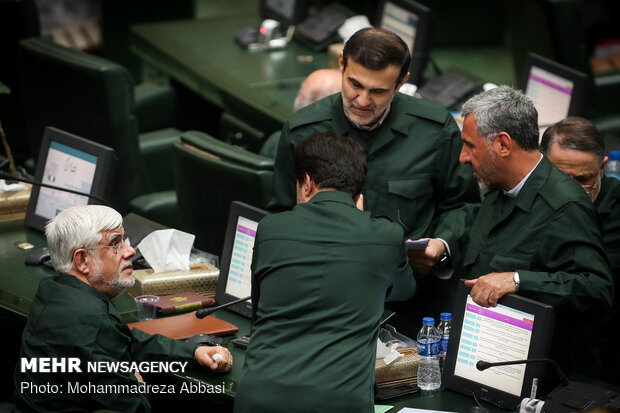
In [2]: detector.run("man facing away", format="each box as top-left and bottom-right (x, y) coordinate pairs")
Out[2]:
(459, 86), (612, 377)
(14, 205), (232, 413)
(540, 117), (620, 383)
(270, 27), (480, 337)
(235, 132), (415, 413)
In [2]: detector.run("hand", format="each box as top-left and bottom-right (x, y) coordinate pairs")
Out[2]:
(407, 238), (446, 274)
(194, 345), (233, 373)
(464, 272), (517, 307)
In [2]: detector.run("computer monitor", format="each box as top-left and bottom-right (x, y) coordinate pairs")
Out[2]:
(519, 53), (590, 138)
(260, 0), (310, 26)
(25, 126), (117, 232)
(376, 0), (432, 86)
(214, 201), (268, 319)
(443, 280), (555, 410)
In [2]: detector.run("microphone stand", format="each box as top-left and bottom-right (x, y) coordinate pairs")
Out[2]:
(0, 171), (110, 206)
(195, 296), (251, 319)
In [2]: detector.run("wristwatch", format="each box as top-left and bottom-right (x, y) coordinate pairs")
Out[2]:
(435, 252), (449, 269)
(513, 271), (520, 292)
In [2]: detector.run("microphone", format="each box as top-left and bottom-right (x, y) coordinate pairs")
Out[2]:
(0, 171), (110, 206)
(195, 296), (251, 319)
(476, 358), (569, 387)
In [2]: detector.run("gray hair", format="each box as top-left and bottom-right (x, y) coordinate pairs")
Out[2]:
(461, 86), (539, 150)
(45, 205), (123, 273)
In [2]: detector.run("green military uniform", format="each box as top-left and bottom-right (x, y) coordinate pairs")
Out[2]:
(595, 176), (620, 384)
(234, 191), (415, 413)
(14, 273), (198, 413)
(464, 156), (613, 376)
(270, 92), (480, 337)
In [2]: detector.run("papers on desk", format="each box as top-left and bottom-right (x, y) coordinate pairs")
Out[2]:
(375, 405), (393, 413)
(397, 408), (458, 413)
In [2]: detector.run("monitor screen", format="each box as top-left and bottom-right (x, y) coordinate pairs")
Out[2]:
(260, 0), (310, 26)
(444, 280), (555, 410)
(377, 0), (432, 86)
(520, 53), (590, 138)
(25, 127), (117, 232)
(215, 201), (268, 318)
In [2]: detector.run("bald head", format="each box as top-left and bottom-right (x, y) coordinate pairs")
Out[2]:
(293, 69), (342, 112)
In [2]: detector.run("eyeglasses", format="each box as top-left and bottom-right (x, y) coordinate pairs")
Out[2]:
(580, 181), (598, 195)
(83, 235), (131, 255)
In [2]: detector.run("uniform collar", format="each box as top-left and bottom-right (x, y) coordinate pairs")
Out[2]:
(57, 272), (121, 320)
(511, 154), (552, 213)
(331, 93), (410, 152)
(306, 190), (356, 207)
(487, 154), (551, 214)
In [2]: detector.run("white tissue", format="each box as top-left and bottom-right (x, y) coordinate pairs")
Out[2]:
(376, 338), (404, 365)
(137, 229), (195, 273)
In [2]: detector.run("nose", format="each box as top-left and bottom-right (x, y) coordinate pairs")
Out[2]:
(123, 244), (136, 259)
(355, 90), (371, 108)
(459, 145), (470, 165)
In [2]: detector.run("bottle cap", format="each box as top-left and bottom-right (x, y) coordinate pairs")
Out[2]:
(423, 317), (435, 325)
(440, 312), (452, 320)
(610, 151), (620, 161)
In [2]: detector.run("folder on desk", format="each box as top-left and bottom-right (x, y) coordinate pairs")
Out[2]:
(128, 312), (238, 339)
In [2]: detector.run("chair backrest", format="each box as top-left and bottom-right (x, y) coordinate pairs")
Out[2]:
(19, 37), (151, 212)
(174, 131), (273, 255)
(0, 0), (40, 161)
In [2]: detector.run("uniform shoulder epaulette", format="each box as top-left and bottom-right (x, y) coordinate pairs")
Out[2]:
(399, 93), (449, 125)
(287, 97), (335, 130)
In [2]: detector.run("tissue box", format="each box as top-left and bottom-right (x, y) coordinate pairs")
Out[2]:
(375, 347), (420, 387)
(129, 263), (219, 297)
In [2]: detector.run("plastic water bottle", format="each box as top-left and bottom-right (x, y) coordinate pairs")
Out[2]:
(417, 317), (441, 391)
(605, 151), (620, 181)
(437, 312), (452, 372)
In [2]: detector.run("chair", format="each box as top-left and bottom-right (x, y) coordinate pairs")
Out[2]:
(19, 37), (181, 213)
(174, 131), (273, 255)
(0, 0), (40, 164)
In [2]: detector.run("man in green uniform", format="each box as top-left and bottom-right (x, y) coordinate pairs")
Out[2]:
(540, 117), (620, 383)
(14, 205), (232, 413)
(270, 27), (480, 336)
(235, 132), (415, 413)
(459, 87), (613, 377)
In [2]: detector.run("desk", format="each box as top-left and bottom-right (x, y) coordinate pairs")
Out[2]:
(0, 219), (501, 412)
(156, 308), (505, 413)
(130, 15), (330, 134)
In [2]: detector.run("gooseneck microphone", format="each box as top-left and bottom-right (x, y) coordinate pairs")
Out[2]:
(0, 171), (110, 206)
(195, 296), (251, 319)
(476, 358), (569, 387)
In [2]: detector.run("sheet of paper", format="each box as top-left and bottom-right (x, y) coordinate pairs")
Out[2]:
(375, 405), (394, 413)
(397, 408), (457, 413)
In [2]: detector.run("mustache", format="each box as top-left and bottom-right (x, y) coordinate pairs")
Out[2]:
(350, 102), (375, 111)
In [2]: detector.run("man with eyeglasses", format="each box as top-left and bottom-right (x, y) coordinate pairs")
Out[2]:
(458, 86), (612, 377)
(14, 205), (233, 413)
(540, 116), (620, 384)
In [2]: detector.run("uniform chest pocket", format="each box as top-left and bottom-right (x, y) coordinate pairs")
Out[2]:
(488, 253), (532, 272)
(384, 177), (434, 235)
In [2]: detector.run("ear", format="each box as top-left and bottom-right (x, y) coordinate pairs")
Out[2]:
(396, 72), (410, 90)
(338, 53), (344, 73)
(495, 132), (512, 157)
(600, 156), (609, 178)
(354, 193), (364, 211)
(302, 173), (315, 199)
(73, 249), (90, 275)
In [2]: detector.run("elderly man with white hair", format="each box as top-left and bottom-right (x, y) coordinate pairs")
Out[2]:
(14, 205), (232, 413)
